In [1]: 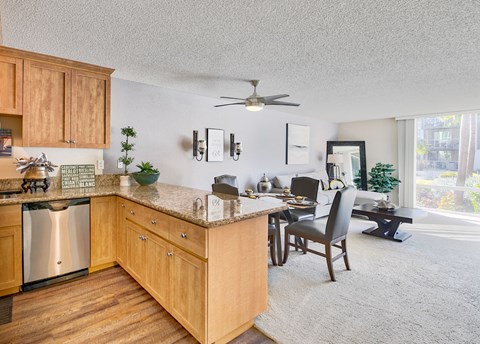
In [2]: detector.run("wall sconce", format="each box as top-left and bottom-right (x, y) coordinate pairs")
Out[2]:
(193, 130), (207, 161)
(230, 133), (242, 161)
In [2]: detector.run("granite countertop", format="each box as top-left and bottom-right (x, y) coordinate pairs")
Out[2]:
(0, 183), (287, 228)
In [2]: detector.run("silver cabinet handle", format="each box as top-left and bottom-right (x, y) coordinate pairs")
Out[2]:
(138, 235), (142, 240)
(65, 139), (71, 143)
(151, 219), (157, 225)
(121, 203), (125, 208)
(71, 140), (76, 144)
(166, 252), (173, 257)
(130, 210), (135, 215)
(181, 233), (187, 239)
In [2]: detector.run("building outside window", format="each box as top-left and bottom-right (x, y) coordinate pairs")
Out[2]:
(416, 113), (480, 214)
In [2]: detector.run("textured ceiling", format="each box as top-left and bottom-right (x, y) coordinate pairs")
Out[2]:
(1, 0), (480, 122)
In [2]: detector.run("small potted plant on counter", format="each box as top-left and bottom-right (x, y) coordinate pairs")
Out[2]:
(119, 126), (137, 186)
(132, 161), (160, 186)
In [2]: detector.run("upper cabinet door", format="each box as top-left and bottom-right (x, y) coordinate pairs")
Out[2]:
(0, 55), (23, 115)
(71, 70), (110, 148)
(23, 60), (71, 147)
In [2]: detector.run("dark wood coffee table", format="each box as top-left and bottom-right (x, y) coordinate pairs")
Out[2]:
(352, 204), (427, 242)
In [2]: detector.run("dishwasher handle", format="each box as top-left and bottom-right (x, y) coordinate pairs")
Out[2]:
(22, 198), (90, 212)
(48, 201), (70, 211)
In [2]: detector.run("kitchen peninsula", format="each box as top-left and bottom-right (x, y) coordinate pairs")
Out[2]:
(0, 182), (287, 344)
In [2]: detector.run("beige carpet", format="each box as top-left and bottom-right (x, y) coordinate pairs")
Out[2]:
(255, 218), (480, 344)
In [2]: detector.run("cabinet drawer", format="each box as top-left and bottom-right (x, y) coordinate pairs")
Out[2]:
(0, 205), (21, 227)
(125, 202), (169, 239)
(170, 218), (207, 258)
(143, 207), (169, 238)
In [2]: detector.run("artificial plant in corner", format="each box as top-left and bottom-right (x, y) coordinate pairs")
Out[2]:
(367, 162), (401, 194)
(119, 126), (137, 174)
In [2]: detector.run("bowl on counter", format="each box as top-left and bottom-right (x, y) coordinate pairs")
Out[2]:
(131, 172), (160, 186)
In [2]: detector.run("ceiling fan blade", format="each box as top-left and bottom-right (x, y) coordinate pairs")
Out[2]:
(263, 94), (290, 101)
(265, 100), (300, 107)
(214, 102), (245, 107)
(220, 96), (246, 101)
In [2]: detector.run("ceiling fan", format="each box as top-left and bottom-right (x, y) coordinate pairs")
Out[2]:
(214, 80), (300, 111)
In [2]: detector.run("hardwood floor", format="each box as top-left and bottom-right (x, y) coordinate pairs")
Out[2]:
(0, 267), (274, 344)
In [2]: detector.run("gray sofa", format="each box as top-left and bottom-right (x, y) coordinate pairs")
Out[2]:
(271, 171), (386, 218)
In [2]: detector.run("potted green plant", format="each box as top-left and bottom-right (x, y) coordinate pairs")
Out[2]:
(367, 162), (401, 207)
(131, 161), (160, 186)
(119, 126), (137, 186)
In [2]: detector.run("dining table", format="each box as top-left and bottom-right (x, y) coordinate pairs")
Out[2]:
(241, 193), (318, 266)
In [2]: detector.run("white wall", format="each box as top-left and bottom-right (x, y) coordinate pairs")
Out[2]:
(103, 78), (338, 191)
(338, 118), (399, 203)
(0, 116), (103, 178)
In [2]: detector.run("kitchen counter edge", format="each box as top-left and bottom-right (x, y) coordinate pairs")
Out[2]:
(0, 184), (287, 228)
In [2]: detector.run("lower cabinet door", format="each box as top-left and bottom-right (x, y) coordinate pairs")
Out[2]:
(0, 225), (22, 291)
(145, 233), (170, 308)
(170, 247), (206, 342)
(90, 196), (117, 267)
(116, 198), (127, 266)
(126, 222), (146, 283)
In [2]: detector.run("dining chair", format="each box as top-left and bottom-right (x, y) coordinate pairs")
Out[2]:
(282, 186), (356, 281)
(213, 174), (238, 187)
(211, 182), (277, 265)
(268, 223), (277, 266)
(288, 176), (320, 221)
(211, 183), (239, 196)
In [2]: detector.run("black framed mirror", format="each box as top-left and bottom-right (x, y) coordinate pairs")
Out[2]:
(326, 141), (367, 190)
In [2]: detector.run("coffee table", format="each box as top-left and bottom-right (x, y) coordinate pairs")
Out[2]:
(352, 204), (427, 242)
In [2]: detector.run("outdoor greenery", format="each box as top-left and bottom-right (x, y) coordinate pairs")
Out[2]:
(416, 172), (480, 213)
(368, 163), (401, 194)
(119, 126), (137, 174)
(135, 161), (159, 174)
(353, 171), (362, 189)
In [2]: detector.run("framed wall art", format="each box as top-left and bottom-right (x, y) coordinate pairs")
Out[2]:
(286, 123), (310, 164)
(0, 129), (13, 157)
(206, 128), (224, 162)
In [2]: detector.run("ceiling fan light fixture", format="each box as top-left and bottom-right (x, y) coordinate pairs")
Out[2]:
(245, 99), (264, 112)
(215, 79), (299, 110)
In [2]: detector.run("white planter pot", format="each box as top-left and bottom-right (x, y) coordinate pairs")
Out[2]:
(119, 175), (131, 187)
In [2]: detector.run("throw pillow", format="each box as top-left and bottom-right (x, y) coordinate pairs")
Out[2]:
(273, 174), (297, 188)
(320, 179), (329, 191)
(329, 179), (345, 190)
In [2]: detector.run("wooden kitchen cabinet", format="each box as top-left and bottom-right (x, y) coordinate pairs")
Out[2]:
(0, 45), (113, 148)
(90, 196), (117, 270)
(0, 205), (22, 296)
(0, 55), (23, 115)
(124, 220), (206, 341)
(117, 197), (267, 344)
(23, 60), (111, 148)
(169, 245), (206, 341)
(71, 70), (110, 148)
(144, 231), (170, 308)
(126, 221), (147, 283)
(23, 60), (72, 147)
(116, 198), (128, 267)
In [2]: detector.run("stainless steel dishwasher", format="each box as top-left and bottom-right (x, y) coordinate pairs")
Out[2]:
(22, 198), (90, 291)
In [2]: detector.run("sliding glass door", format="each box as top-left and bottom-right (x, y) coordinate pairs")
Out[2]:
(415, 113), (480, 214)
